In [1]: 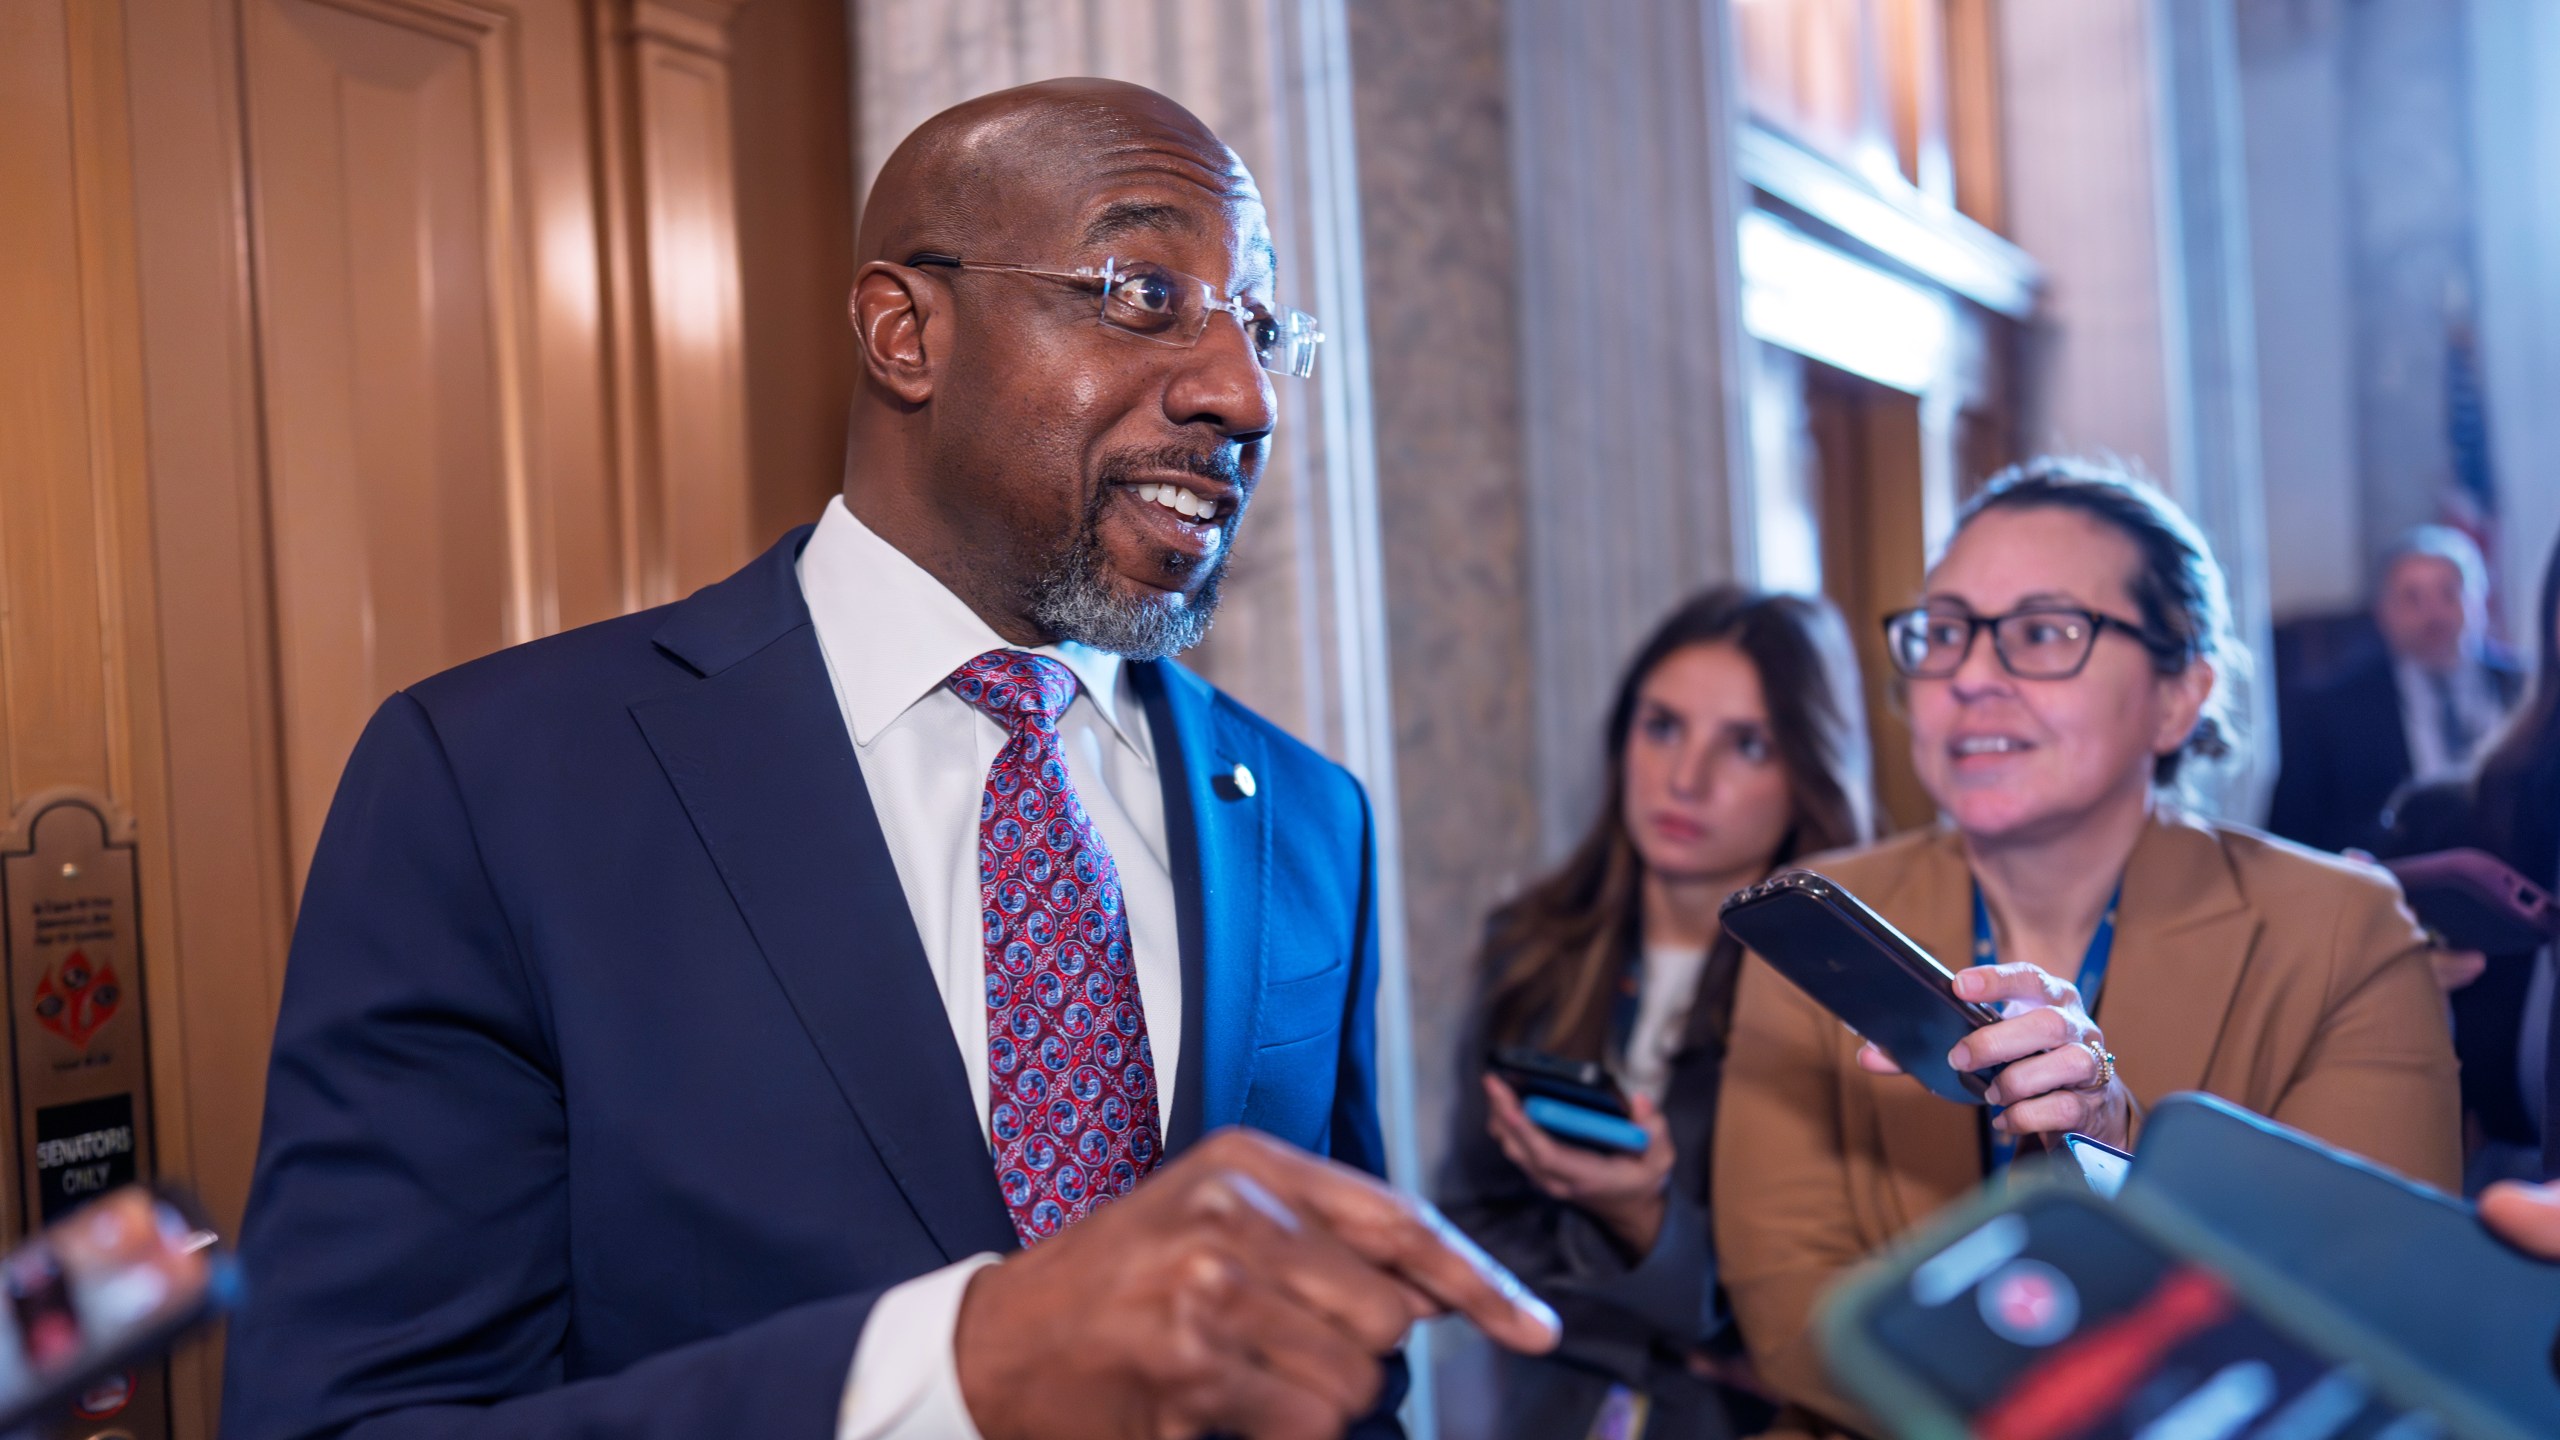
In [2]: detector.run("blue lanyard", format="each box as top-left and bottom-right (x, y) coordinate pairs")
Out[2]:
(1975, 881), (2121, 1173)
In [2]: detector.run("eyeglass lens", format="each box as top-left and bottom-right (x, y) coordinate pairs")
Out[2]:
(1096, 261), (1323, 379)
(1889, 610), (2100, 679)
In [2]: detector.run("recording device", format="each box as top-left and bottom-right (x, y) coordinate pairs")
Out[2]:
(1719, 870), (2005, 1104)
(2381, 848), (2560, 955)
(2060, 1132), (2132, 1197)
(1488, 1047), (1650, 1154)
(1821, 1094), (2560, 1440)
(1821, 1178), (2505, 1440)
(2124, 1094), (2560, 1434)
(0, 1186), (231, 1436)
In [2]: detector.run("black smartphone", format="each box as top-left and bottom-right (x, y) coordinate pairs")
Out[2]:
(0, 1185), (233, 1435)
(1823, 1179), (2493, 1439)
(2124, 1093), (2560, 1435)
(1720, 869), (2005, 1104)
(1488, 1047), (1650, 1154)
(2382, 849), (2560, 954)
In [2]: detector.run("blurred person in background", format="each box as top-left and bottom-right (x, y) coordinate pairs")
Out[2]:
(2269, 525), (2522, 853)
(1441, 588), (1876, 1440)
(1714, 460), (2462, 1436)
(2375, 523), (2560, 1187)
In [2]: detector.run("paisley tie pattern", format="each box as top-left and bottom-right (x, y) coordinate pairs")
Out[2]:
(949, 649), (1163, 1245)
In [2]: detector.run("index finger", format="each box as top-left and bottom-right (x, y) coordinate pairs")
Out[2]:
(1209, 1131), (1562, 1354)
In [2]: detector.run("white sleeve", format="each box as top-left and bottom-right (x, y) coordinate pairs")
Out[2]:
(837, 1254), (1003, 1440)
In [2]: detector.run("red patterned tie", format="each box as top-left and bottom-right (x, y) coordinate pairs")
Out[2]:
(949, 650), (1164, 1245)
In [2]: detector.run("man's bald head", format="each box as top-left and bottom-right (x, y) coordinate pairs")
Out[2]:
(857, 79), (1269, 282)
(839, 78), (1286, 659)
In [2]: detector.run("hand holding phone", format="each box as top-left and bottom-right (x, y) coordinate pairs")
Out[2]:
(1487, 1048), (1649, 1154)
(2382, 849), (2560, 955)
(1479, 1064), (1673, 1254)
(1721, 871), (2005, 1104)
(1866, 962), (2131, 1149)
(0, 1186), (231, 1435)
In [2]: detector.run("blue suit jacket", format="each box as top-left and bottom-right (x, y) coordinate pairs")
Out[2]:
(2268, 649), (2525, 853)
(221, 528), (1394, 1439)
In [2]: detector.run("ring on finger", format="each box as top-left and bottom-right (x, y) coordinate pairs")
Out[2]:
(2076, 1039), (2117, 1092)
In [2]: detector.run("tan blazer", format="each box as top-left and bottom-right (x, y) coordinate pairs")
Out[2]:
(1711, 810), (2462, 1429)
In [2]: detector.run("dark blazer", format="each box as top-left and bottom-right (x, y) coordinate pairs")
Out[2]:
(221, 528), (1395, 1440)
(1438, 938), (1761, 1440)
(2269, 650), (2523, 853)
(2372, 779), (2544, 1150)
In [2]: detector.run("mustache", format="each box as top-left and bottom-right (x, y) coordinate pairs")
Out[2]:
(1096, 444), (1248, 491)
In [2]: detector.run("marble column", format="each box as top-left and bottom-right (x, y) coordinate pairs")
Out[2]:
(2467, 0), (2560, 626)
(1346, 1), (1540, 1431)
(1504, 0), (1756, 860)
(2000, 0), (2277, 822)
(2341, 0), (2478, 566)
(2155, 0), (2278, 819)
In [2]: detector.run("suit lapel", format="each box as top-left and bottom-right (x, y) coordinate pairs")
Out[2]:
(1138, 661), (1270, 1151)
(2099, 813), (2258, 1107)
(631, 541), (1017, 1262)
(1868, 832), (1992, 1228)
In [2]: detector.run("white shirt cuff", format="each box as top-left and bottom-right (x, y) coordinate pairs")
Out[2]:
(837, 1253), (1003, 1440)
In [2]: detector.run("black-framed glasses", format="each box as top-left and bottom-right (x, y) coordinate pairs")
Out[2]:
(906, 252), (1325, 379)
(1881, 605), (2159, 680)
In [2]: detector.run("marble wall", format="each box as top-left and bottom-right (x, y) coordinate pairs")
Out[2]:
(2467, 0), (2560, 629)
(2341, 0), (2478, 564)
(2238, 0), (2560, 638)
(1344, 0), (1539, 1196)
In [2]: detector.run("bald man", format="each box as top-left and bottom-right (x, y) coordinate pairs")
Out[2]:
(222, 80), (1554, 1440)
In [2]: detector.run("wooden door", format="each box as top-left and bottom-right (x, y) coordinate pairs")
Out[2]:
(2, 1), (796, 1431)
(237, 0), (601, 876)
(1805, 361), (1942, 834)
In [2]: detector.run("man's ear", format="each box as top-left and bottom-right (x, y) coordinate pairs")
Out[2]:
(851, 261), (939, 405)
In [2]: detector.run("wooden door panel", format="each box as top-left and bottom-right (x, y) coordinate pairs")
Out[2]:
(238, 0), (546, 875)
(607, 2), (755, 604)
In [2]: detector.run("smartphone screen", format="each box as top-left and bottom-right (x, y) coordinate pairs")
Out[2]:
(1858, 1191), (2447, 1440)
(0, 1187), (221, 1431)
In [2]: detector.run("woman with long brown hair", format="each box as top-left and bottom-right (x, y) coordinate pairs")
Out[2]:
(1439, 586), (1875, 1440)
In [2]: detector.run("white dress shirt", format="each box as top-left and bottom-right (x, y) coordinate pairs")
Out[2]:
(796, 496), (1185, 1440)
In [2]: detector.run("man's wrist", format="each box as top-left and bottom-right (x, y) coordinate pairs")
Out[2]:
(838, 1254), (1002, 1440)
(952, 1254), (1038, 1440)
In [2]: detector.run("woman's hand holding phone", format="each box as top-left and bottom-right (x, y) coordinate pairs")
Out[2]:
(1482, 1075), (1675, 1255)
(1854, 960), (2132, 1148)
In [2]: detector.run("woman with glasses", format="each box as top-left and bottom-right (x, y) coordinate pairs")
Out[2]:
(1440, 588), (1875, 1440)
(1711, 459), (2461, 1435)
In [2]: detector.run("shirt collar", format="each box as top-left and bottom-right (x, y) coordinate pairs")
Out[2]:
(795, 496), (1141, 754)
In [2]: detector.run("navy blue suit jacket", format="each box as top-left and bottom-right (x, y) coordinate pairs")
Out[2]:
(2269, 650), (2523, 854)
(221, 528), (1393, 1439)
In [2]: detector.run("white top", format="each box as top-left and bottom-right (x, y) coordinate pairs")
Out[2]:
(796, 495), (1185, 1440)
(1615, 940), (1712, 1105)
(2393, 655), (2509, 780)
